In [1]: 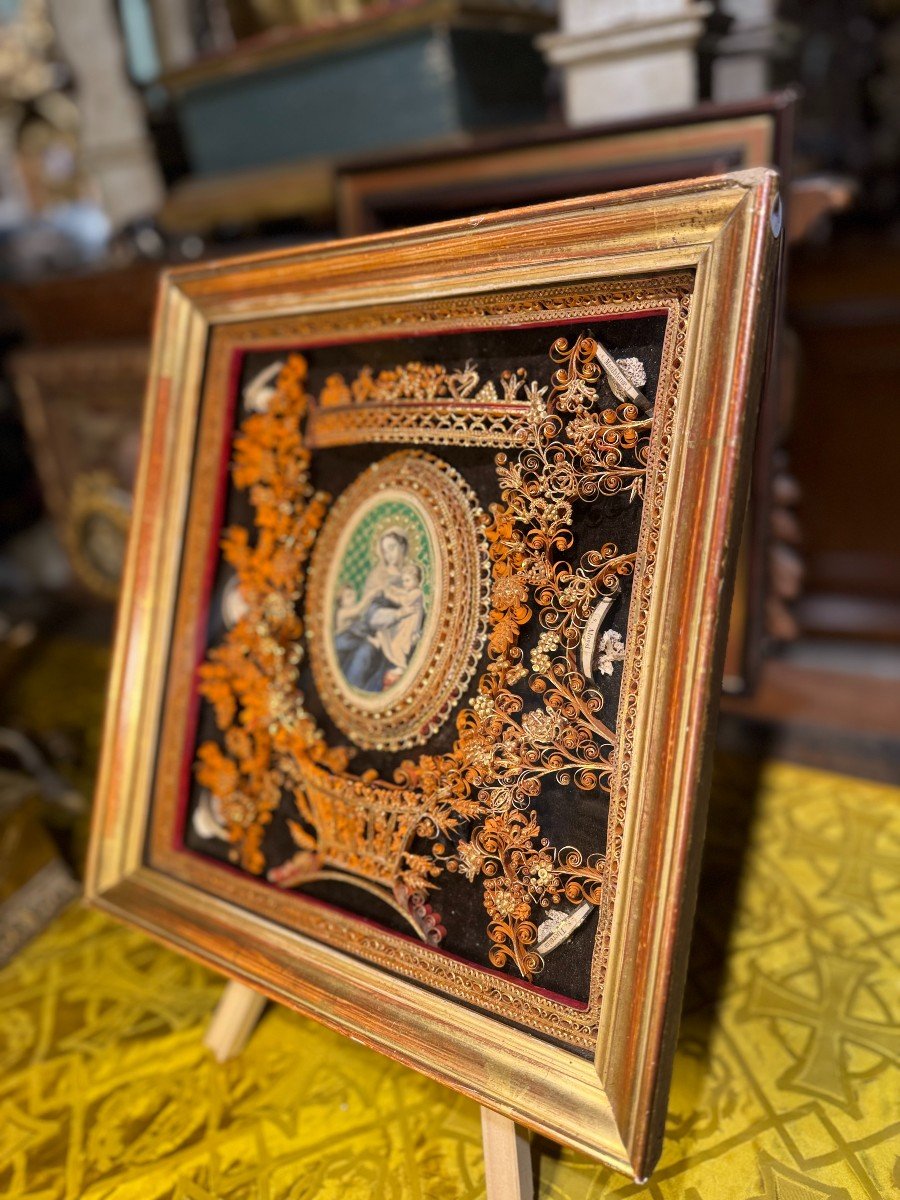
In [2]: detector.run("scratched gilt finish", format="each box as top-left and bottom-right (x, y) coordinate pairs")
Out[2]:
(86, 173), (780, 1178)
(4, 759), (898, 1198)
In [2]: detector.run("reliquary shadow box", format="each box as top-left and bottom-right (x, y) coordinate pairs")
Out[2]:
(87, 172), (781, 1180)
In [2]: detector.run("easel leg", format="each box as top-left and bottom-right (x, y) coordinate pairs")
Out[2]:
(206, 984), (533, 1198)
(204, 980), (267, 1063)
(481, 1107), (534, 1200)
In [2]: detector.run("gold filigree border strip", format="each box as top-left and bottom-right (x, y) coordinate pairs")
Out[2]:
(589, 283), (692, 1011)
(203, 272), (693, 350)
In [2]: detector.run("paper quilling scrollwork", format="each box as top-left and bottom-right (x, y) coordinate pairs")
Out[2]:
(192, 316), (670, 984)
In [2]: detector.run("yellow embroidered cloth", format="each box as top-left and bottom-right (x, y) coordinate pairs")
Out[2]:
(1, 758), (897, 1199)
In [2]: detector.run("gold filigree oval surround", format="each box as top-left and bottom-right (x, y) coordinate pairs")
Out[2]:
(306, 451), (490, 751)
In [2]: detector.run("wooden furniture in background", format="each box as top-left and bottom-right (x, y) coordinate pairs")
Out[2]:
(10, 343), (147, 599)
(0, 262), (158, 599)
(162, 1), (552, 179)
(786, 233), (900, 642)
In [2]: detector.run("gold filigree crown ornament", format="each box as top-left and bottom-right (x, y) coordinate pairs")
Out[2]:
(307, 350), (650, 449)
(307, 359), (527, 449)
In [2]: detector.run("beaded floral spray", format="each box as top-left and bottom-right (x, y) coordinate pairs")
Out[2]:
(195, 335), (652, 980)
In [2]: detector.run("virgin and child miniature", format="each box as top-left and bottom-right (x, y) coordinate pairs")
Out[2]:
(333, 529), (426, 694)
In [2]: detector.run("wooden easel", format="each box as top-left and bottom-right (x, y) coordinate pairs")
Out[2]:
(205, 980), (534, 1200)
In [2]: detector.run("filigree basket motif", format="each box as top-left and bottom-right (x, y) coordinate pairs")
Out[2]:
(283, 754), (445, 941)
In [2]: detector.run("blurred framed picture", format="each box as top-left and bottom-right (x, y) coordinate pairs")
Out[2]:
(12, 344), (146, 599)
(88, 172), (780, 1179)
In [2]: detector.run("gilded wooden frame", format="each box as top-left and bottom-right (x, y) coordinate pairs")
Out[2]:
(86, 171), (780, 1180)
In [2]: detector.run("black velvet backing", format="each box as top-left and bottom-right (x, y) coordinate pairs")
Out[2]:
(175, 312), (669, 1020)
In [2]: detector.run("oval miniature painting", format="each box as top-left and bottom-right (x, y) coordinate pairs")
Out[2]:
(330, 494), (436, 702)
(307, 451), (489, 750)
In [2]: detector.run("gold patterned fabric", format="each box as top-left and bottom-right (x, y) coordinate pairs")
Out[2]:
(1, 758), (897, 1199)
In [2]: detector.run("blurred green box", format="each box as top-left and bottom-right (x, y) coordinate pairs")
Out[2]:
(166, 5), (551, 176)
